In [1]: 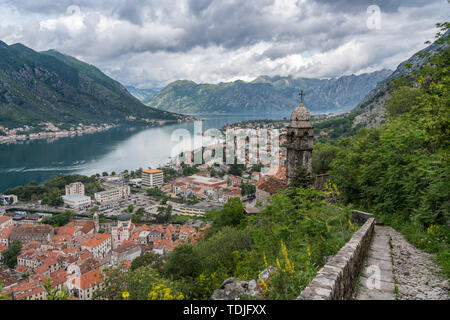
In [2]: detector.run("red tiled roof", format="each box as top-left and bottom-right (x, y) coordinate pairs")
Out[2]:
(71, 268), (104, 290)
(0, 225), (14, 239)
(257, 177), (287, 195)
(0, 216), (12, 224)
(81, 233), (111, 248)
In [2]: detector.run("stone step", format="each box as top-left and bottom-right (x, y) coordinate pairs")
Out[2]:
(359, 275), (395, 293)
(356, 286), (395, 300)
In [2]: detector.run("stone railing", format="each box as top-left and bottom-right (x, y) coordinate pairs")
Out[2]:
(296, 210), (376, 300)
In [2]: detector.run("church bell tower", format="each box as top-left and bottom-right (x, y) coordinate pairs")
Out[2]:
(286, 91), (313, 184)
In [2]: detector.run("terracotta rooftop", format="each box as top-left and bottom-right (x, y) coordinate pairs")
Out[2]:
(0, 216), (12, 224)
(81, 233), (111, 248)
(0, 225), (13, 239)
(71, 268), (104, 290)
(143, 169), (163, 174)
(257, 177), (287, 195)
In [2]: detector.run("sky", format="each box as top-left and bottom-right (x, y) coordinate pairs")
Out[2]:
(0, 0), (449, 89)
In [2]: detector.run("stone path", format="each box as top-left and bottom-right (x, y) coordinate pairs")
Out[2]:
(355, 225), (396, 300)
(390, 229), (449, 300)
(354, 225), (449, 300)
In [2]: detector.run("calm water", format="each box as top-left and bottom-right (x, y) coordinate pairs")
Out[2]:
(0, 113), (291, 192)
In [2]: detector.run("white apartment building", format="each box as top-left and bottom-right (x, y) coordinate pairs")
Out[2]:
(94, 186), (130, 204)
(62, 194), (92, 210)
(142, 169), (164, 188)
(65, 182), (85, 196)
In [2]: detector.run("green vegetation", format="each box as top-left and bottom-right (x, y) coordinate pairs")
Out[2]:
(0, 42), (178, 128)
(155, 205), (172, 224)
(96, 187), (355, 300)
(206, 197), (245, 231)
(4, 174), (103, 205)
(241, 182), (256, 196)
(41, 210), (74, 227)
(289, 165), (314, 189)
(42, 278), (71, 300)
(181, 163), (199, 176)
(313, 112), (363, 143)
(162, 167), (179, 181)
(94, 264), (184, 300)
(146, 187), (164, 198)
(312, 143), (342, 174)
(0, 280), (7, 299)
(130, 252), (163, 272)
(131, 208), (145, 224)
(1, 241), (22, 268)
(327, 25), (450, 276)
(229, 164), (245, 176)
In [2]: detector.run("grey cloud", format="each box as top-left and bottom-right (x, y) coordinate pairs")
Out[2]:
(0, 0), (447, 88)
(312, 0), (441, 13)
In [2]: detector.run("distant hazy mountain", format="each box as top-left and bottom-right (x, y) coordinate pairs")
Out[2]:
(145, 70), (392, 114)
(125, 85), (159, 102)
(0, 41), (180, 128)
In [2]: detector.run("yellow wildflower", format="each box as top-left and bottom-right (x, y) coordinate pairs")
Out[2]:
(276, 258), (282, 271)
(260, 278), (269, 294)
(263, 253), (268, 269)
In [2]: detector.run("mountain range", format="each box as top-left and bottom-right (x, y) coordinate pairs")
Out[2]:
(0, 41), (181, 128)
(125, 85), (159, 102)
(144, 70), (392, 114)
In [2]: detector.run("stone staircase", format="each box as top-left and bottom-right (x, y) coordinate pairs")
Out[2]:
(354, 226), (396, 300)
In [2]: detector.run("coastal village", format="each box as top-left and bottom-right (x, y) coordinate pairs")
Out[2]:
(0, 122), (116, 145)
(0, 110), (330, 300)
(0, 115), (197, 145)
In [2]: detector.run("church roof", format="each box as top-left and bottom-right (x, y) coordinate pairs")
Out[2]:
(290, 101), (310, 122)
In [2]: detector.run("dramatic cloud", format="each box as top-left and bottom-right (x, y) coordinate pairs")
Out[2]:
(0, 0), (448, 88)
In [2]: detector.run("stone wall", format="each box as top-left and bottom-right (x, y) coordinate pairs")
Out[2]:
(297, 211), (376, 300)
(352, 210), (382, 225)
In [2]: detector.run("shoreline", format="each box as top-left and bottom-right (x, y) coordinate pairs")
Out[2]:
(0, 117), (197, 145)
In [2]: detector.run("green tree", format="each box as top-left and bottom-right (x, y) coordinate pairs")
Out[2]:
(385, 86), (423, 116)
(164, 244), (201, 280)
(130, 252), (163, 272)
(289, 165), (314, 189)
(43, 278), (71, 300)
(241, 182), (256, 196)
(94, 264), (182, 300)
(229, 164), (245, 176)
(1, 241), (22, 268)
(207, 197), (245, 230)
(312, 143), (342, 174)
(155, 205), (171, 224)
(41, 210), (74, 227)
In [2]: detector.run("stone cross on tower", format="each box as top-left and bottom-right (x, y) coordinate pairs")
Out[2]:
(286, 91), (314, 184)
(299, 90), (305, 102)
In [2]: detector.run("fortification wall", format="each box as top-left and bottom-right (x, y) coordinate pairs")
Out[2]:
(297, 210), (376, 300)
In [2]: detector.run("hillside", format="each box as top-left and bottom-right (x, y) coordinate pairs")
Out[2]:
(352, 29), (450, 128)
(0, 42), (180, 128)
(145, 70), (392, 114)
(313, 29), (450, 140)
